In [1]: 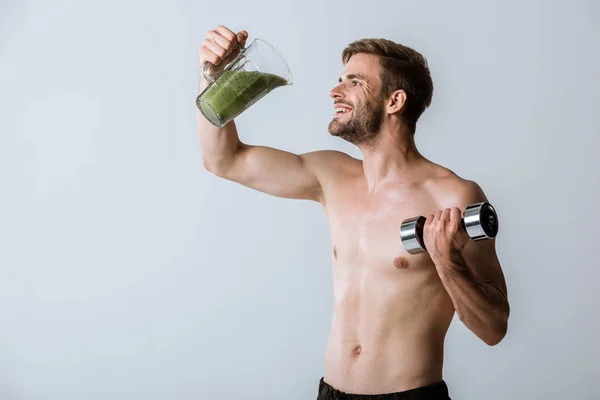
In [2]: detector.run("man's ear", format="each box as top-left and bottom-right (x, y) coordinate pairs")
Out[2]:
(387, 89), (407, 114)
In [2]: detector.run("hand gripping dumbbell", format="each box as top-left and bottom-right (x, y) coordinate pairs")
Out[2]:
(399, 202), (499, 255)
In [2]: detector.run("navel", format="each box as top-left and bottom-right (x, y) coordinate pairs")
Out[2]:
(393, 257), (409, 269)
(333, 246), (337, 259)
(352, 344), (362, 356)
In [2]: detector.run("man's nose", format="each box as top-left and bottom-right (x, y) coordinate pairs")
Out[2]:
(329, 84), (345, 99)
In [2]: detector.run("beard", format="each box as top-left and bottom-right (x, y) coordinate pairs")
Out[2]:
(328, 95), (385, 147)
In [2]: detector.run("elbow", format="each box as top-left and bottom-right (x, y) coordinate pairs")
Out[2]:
(485, 308), (510, 346)
(203, 158), (226, 177)
(484, 322), (507, 346)
(202, 149), (240, 177)
(203, 158), (216, 173)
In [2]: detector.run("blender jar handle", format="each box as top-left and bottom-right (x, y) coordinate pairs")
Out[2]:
(202, 62), (217, 84)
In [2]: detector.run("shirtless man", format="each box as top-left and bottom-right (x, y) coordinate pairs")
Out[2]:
(197, 26), (510, 400)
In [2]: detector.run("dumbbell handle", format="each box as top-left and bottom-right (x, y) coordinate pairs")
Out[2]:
(400, 202), (498, 255)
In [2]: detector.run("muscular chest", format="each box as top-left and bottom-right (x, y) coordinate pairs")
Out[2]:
(324, 183), (439, 270)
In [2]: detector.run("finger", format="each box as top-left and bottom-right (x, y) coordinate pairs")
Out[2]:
(450, 207), (462, 222)
(425, 213), (434, 227)
(210, 33), (236, 55)
(214, 25), (239, 46)
(434, 210), (443, 221)
(200, 38), (227, 65)
(236, 30), (248, 47)
(441, 208), (451, 221)
(423, 214), (434, 245)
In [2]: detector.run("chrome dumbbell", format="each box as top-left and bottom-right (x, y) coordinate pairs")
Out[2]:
(400, 202), (499, 255)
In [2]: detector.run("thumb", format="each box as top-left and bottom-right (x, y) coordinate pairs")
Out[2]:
(236, 30), (248, 48)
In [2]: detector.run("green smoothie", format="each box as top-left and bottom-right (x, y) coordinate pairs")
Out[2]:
(197, 70), (289, 126)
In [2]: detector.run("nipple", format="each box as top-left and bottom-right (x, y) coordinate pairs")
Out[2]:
(394, 257), (409, 269)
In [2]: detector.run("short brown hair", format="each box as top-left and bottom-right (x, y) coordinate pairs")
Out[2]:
(342, 39), (434, 134)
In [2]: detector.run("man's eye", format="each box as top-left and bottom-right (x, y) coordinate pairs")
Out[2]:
(352, 80), (360, 86)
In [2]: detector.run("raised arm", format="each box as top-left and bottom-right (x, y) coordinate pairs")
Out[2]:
(209, 142), (332, 202)
(197, 25), (332, 203)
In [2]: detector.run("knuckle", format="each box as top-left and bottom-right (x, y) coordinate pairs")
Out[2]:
(217, 25), (234, 36)
(199, 49), (211, 61)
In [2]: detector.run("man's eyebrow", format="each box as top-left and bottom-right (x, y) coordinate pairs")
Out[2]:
(338, 73), (367, 83)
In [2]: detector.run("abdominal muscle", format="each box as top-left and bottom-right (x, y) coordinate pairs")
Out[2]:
(323, 256), (456, 395)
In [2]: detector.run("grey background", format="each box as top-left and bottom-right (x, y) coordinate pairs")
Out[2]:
(1, 0), (599, 399)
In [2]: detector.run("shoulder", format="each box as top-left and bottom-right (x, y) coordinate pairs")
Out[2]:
(425, 166), (489, 210)
(300, 150), (363, 202)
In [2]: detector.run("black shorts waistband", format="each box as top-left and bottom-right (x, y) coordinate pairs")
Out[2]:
(317, 377), (451, 400)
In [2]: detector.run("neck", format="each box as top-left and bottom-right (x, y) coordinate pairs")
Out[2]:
(358, 122), (426, 192)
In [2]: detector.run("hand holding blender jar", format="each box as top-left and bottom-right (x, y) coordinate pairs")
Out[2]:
(197, 26), (293, 127)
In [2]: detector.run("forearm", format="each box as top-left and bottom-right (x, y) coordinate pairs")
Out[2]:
(435, 252), (509, 345)
(197, 76), (243, 172)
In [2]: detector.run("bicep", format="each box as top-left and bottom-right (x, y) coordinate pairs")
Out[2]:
(220, 144), (328, 202)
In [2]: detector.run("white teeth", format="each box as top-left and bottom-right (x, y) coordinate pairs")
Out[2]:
(335, 108), (350, 113)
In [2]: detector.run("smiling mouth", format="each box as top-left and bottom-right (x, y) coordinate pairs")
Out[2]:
(333, 108), (352, 118)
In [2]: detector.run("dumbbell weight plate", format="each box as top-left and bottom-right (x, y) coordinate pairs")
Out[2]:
(400, 215), (428, 255)
(464, 202), (498, 240)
